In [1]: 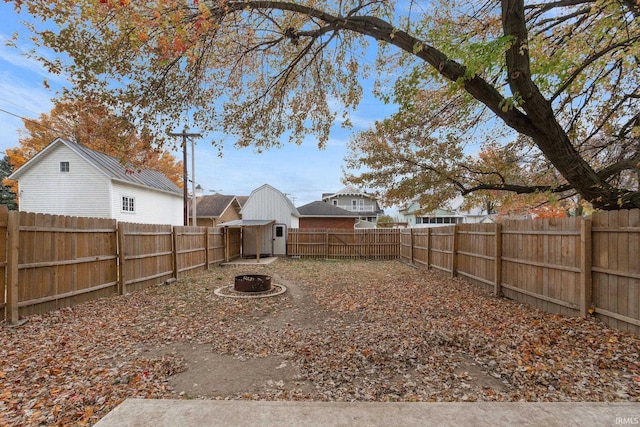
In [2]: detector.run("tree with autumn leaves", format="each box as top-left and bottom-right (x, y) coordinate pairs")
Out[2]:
(8, 0), (639, 211)
(3, 99), (183, 200)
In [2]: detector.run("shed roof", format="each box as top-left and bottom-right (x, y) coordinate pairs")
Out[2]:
(241, 183), (300, 217)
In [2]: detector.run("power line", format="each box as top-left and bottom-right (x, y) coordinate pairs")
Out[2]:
(0, 96), (45, 117)
(0, 107), (65, 137)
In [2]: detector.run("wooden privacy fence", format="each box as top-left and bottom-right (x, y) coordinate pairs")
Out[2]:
(591, 210), (640, 333)
(288, 228), (399, 259)
(1, 207), (638, 335)
(0, 208), (240, 323)
(399, 211), (640, 335)
(5, 209), (118, 320)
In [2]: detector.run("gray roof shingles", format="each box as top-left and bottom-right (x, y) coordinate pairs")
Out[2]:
(297, 201), (359, 217)
(195, 194), (237, 217)
(66, 140), (182, 194)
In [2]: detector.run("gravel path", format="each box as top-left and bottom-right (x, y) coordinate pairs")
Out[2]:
(1, 259), (638, 425)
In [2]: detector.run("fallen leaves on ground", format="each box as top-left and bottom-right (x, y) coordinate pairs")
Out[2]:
(0, 259), (638, 425)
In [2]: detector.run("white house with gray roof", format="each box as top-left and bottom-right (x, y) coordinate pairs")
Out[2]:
(9, 138), (183, 225)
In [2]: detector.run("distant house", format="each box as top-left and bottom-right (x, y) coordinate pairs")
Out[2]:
(297, 201), (359, 229)
(191, 194), (242, 227)
(8, 138), (183, 225)
(220, 184), (299, 257)
(398, 196), (493, 228)
(322, 185), (384, 226)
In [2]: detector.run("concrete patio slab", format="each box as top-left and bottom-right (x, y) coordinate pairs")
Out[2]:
(221, 256), (279, 265)
(95, 399), (639, 427)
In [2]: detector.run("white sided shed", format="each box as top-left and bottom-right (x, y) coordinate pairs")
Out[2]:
(9, 138), (183, 225)
(237, 184), (300, 256)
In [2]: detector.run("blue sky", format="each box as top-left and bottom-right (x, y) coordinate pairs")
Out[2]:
(0, 2), (397, 208)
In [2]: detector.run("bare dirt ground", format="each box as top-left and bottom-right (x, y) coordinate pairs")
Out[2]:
(1, 259), (639, 426)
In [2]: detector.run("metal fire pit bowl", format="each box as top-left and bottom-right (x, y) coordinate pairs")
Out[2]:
(234, 274), (272, 293)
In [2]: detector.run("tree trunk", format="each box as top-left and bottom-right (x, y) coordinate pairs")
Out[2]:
(500, 0), (637, 210)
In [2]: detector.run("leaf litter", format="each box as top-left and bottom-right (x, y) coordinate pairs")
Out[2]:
(0, 259), (638, 425)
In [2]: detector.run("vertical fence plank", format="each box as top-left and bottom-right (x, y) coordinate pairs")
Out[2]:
(426, 228), (431, 269)
(451, 225), (458, 278)
(205, 227), (211, 269)
(172, 226), (179, 278)
(494, 222), (502, 296)
(117, 224), (126, 295)
(410, 228), (414, 264)
(0, 206), (7, 322)
(6, 210), (19, 324)
(580, 217), (593, 317)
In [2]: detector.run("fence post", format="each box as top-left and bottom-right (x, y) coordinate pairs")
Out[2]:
(580, 217), (593, 317)
(6, 211), (20, 324)
(117, 224), (126, 295)
(494, 222), (502, 296)
(451, 225), (458, 277)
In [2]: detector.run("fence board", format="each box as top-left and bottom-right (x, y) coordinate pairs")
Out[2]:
(287, 228), (399, 259)
(118, 222), (173, 293)
(174, 226), (207, 277)
(500, 217), (582, 317)
(0, 206), (7, 320)
(592, 209), (640, 334)
(17, 213), (117, 317)
(455, 223), (496, 292)
(207, 227), (226, 266)
(429, 226), (454, 273)
(399, 229), (412, 263)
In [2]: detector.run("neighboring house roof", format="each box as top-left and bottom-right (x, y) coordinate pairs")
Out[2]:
(194, 194), (238, 218)
(236, 196), (249, 207)
(322, 185), (375, 199)
(9, 138), (182, 195)
(297, 201), (359, 217)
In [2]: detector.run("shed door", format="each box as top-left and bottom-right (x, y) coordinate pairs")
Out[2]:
(273, 224), (287, 255)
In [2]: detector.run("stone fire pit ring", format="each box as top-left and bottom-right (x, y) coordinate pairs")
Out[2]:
(214, 274), (287, 299)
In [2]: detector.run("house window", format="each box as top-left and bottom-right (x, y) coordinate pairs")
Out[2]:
(122, 196), (135, 212)
(352, 200), (358, 210)
(60, 161), (70, 172)
(332, 200), (338, 206)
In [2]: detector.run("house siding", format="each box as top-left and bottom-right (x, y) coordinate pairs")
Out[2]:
(195, 207), (240, 227)
(326, 195), (378, 213)
(111, 181), (182, 225)
(17, 144), (112, 218)
(216, 203), (241, 226)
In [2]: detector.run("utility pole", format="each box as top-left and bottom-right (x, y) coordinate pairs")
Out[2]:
(167, 129), (201, 225)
